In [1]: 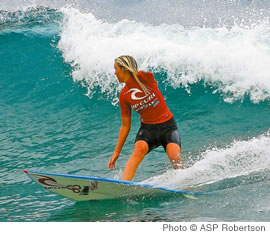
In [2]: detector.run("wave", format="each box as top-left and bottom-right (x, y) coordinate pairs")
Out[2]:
(1, 0), (270, 26)
(0, 7), (61, 36)
(142, 130), (270, 191)
(0, 7), (60, 26)
(1, 6), (270, 104)
(57, 8), (270, 104)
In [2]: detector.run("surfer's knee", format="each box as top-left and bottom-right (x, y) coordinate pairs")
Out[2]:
(166, 143), (181, 154)
(132, 141), (148, 161)
(134, 140), (148, 153)
(166, 143), (184, 169)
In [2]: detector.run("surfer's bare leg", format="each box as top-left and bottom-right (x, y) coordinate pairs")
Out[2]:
(166, 143), (184, 169)
(122, 140), (149, 181)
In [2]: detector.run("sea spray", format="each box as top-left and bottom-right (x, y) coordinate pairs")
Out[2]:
(143, 131), (270, 190)
(58, 8), (270, 104)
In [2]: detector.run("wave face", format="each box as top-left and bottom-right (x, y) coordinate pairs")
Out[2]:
(1, 2), (270, 222)
(57, 7), (270, 104)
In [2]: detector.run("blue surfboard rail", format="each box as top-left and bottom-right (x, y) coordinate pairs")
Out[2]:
(24, 169), (208, 196)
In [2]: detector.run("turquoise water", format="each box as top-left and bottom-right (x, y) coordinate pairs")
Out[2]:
(1, 3), (270, 222)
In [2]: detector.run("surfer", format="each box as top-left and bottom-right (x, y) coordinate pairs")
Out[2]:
(108, 55), (183, 180)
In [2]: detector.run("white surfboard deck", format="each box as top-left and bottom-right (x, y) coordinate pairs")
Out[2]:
(24, 170), (207, 201)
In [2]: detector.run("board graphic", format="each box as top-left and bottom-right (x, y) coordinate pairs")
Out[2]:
(24, 170), (207, 201)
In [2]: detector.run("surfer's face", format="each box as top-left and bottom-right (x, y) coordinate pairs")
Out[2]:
(114, 62), (130, 83)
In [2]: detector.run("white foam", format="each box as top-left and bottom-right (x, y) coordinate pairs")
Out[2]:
(142, 131), (270, 190)
(57, 7), (270, 103)
(1, 0), (269, 27)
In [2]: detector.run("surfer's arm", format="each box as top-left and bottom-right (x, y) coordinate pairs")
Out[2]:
(108, 116), (131, 169)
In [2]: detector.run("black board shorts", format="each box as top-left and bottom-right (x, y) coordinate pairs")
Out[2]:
(135, 117), (181, 153)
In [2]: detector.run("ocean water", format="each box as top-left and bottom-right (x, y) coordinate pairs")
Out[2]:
(1, 0), (270, 222)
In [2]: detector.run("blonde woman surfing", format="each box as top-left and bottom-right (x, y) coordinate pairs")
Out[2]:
(108, 55), (184, 181)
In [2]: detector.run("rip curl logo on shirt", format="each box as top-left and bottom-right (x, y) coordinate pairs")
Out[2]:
(125, 88), (147, 100)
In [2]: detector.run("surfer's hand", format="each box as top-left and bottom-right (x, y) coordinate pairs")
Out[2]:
(108, 151), (120, 169)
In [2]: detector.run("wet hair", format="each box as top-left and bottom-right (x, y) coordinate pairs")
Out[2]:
(115, 55), (150, 95)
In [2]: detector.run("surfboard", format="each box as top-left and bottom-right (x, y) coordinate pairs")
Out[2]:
(24, 170), (207, 201)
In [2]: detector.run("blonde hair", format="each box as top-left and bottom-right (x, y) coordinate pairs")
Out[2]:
(115, 55), (150, 95)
